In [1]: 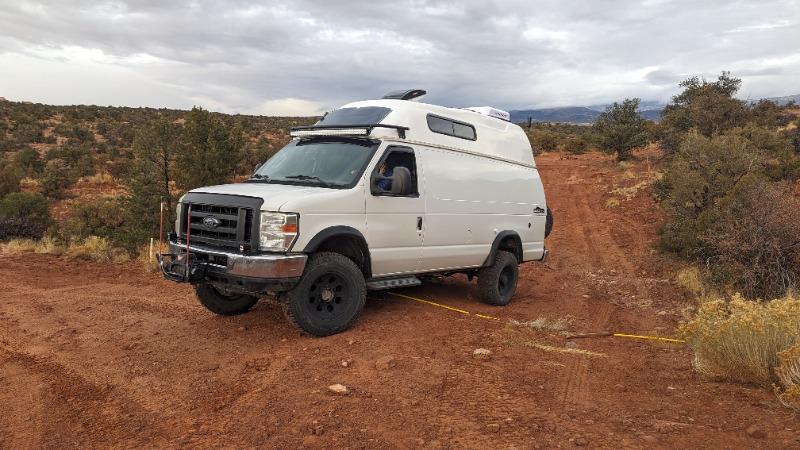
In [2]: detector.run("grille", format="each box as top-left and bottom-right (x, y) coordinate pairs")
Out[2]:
(183, 203), (253, 248)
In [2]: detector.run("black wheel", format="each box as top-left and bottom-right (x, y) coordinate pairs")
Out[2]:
(195, 283), (259, 316)
(545, 207), (554, 238)
(283, 252), (366, 336)
(477, 250), (519, 306)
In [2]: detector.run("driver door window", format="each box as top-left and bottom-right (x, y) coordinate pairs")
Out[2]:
(370, 146), (419, 197)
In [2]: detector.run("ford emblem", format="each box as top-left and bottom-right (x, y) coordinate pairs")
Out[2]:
(202, 216), (222, 228)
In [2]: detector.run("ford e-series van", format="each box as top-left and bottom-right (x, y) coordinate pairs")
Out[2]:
(159, 90), (552, 336)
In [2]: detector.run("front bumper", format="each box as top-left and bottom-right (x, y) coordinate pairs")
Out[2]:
(159, 240), (306, 291)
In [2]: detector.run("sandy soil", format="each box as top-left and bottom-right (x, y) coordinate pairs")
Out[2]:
(1, 151), (798, 449)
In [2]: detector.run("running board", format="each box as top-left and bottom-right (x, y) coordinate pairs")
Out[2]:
(366, 276), (422, 290)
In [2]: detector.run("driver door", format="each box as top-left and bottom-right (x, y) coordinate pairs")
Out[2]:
(365, 145), (425, 277)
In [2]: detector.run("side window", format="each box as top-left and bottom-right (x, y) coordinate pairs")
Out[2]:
(426, 114), (477, 141)
(371, 146), (419, 197)
(453, 121), (476, 140)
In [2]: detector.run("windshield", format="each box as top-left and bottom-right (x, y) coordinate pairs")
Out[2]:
(249, 138), (379, 188)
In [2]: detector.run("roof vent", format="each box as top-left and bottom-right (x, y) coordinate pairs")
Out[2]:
(463, 106), (511, 121)
(383, 89), (427, 101)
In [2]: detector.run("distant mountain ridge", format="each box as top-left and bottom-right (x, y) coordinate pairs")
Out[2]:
(509, 94), (798, 124)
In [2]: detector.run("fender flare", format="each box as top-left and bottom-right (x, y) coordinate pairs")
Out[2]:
(302, 226), (372, 277)
(482, 231), (522, 267)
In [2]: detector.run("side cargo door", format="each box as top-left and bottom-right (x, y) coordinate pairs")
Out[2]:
(364, 145), (425, 277)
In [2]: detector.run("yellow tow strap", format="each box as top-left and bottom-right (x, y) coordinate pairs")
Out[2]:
(387, 291), (685, 343)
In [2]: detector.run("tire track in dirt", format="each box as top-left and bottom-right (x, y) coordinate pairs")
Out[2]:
(0, 341), (172, 448)
(548, 163), (621, 410)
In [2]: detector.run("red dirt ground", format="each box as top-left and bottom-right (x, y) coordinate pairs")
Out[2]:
(1, 151), (798, 449)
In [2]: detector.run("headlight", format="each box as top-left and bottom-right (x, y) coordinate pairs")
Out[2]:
(259, 212), (298, 251)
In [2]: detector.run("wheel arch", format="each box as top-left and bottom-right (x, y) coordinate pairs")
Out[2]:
(483, 231), (523, 266)
(302, 226), (372, 278)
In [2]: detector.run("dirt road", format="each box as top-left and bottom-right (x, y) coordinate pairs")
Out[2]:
(1, 152), (797, 449)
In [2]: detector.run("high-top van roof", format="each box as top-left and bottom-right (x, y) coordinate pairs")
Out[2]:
(335, 99), (535, 167)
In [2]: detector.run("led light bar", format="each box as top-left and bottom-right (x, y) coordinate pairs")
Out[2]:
(290, 128), (370, 138)
(290, 124), (409, 139)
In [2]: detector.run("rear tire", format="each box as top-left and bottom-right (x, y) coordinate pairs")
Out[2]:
(477, 250), (519, 306)
(283, 252), (366, 337)
(545, 207), (553, 238)
(195, 283), (259, 316)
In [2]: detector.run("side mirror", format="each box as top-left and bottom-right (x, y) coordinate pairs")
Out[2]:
(390, 167), (413, 195)
(253, 162), (263, 173)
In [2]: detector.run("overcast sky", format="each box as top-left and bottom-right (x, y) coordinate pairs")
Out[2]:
(1, 0), (798, 115)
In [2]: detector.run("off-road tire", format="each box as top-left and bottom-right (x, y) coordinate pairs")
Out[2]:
(195, 283), (259, 316)
(545, 207), (553, 238)
(477, 250), (519, 306)
(283, 252), (366, 337)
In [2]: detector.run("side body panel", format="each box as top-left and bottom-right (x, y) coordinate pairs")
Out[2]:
(416, 145), (546, 272)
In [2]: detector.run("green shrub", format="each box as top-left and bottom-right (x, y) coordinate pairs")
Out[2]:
(175, 106), (244, 189)
(0, 191), (50, 223)
(592, 98), (649, 161)
(45, 143), (95, 177)
(12, 122), (45, 145)
(701, 181), (800, 299)
(656, 131), (762, 256)
(660, 72), (748, 154)
(529, 129), (562, 152)
(60, 198), (124, 244)
(14, 147), (44, 176)
(0, 191), (50, 240)
(559, 135), (588, 154)
(0, 216), (47, 240)
(0, 162), (23, 197)
(41, 158), (77, 198)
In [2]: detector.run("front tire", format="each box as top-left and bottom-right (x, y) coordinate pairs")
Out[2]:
(477, 250), (519, 306)
(195, 283), (259, 316)
(283, 252), (366, 337)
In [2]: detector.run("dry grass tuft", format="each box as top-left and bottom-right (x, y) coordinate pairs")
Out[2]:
(63, 236), (129, 263)
(521, 341), (607, 358)
(676, 267), (707, 297)
(510, 317), (571, 335)
(496, 324), (606, 358)
(610, 180), (651, 201)
(776, 344), (800, 411)
(617, 160), (633, 170)
(79, 171), (114, 185)
(681, 293), (800, 388)
(136, 244), (161, 273)
(0, 239), (40, 254)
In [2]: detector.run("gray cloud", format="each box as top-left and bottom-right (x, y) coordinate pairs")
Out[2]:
(0, 0), (798, 114)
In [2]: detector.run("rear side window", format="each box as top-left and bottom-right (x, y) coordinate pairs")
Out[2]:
(426, 114), (476, 141)
(317, 107), (392, 125)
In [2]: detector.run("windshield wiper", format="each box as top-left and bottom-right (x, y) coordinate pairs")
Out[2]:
(284, 174), (323, 181)
(246, 174), (271, 183)
(282, 174), (341, 188)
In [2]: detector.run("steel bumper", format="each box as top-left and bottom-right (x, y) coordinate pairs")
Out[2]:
(163, 240), (307, 280)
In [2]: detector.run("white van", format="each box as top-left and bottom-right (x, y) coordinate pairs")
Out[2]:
(159, 90), (552, 336)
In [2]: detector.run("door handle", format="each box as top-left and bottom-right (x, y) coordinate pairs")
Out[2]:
(416, 216), (423, 231)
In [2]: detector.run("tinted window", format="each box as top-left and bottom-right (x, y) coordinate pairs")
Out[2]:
(453, 122), (476, 140)
(317, 107), (392, 126)
(250, 138), (378, 188)
(427, 115), (453, 135)
(426, 114), (476, 141)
